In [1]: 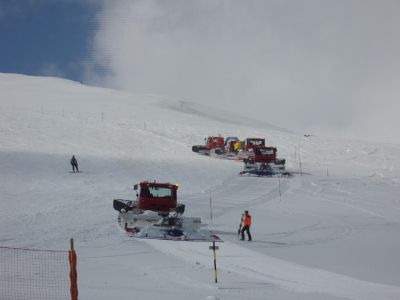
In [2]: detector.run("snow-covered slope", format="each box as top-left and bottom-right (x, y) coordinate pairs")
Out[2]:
(1, 73), (400, 300)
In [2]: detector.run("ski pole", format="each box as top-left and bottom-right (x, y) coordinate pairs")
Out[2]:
(238, 214), (243, 240)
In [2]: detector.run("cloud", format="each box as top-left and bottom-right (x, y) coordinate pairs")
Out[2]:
(39, 63), (66, 78)
(87, 0), (400, 143)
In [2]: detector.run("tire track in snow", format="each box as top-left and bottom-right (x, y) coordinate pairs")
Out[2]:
(315, 179), (400, 223)
(143, 239), (400, 300)
(186, 174), (290, 220)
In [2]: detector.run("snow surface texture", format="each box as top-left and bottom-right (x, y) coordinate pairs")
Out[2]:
(1, 73), (400, 300)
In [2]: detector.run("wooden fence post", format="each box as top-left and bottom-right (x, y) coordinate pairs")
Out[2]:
(69, 238), (78, 300)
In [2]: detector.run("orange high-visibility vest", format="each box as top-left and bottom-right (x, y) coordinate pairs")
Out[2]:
(243, 214), (252, 226)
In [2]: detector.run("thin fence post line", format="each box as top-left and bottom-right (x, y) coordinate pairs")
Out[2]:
(209, 193), (213, 227)
(278, 176), (282, 202)
(213, 241), (218, 283)
(299, 153), (303, 176)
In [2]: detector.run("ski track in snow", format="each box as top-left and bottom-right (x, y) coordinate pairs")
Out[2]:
(143, 238), (400, 300)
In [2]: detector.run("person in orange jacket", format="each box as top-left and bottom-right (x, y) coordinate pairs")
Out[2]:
(240, 210), (252, 241)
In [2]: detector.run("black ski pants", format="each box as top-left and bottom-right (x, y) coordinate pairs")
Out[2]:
(241, 225), (252, 241)
(71, 163), (79, 172)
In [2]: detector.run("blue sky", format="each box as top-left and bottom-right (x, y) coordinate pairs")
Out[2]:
(0, 0), (100, 82)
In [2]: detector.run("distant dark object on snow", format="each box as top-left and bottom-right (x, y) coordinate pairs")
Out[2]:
(70, 155), (79, 173)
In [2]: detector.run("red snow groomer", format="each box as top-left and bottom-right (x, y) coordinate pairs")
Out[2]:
(240, 146), (288, 177)
(192, 135), (240, 159)
(251, 147), (283, 164)
(236, 137), (266, 160)
(113, 181), (184, 216)
(192, 136), (225, 156)
(244, 137), (265, 151)
(113, 181), (221, 241)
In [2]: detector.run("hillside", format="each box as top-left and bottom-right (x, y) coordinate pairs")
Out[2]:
(1, 74), (400, 300)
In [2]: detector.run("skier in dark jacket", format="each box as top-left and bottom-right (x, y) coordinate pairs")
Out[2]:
(70, 155), (79, 172)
